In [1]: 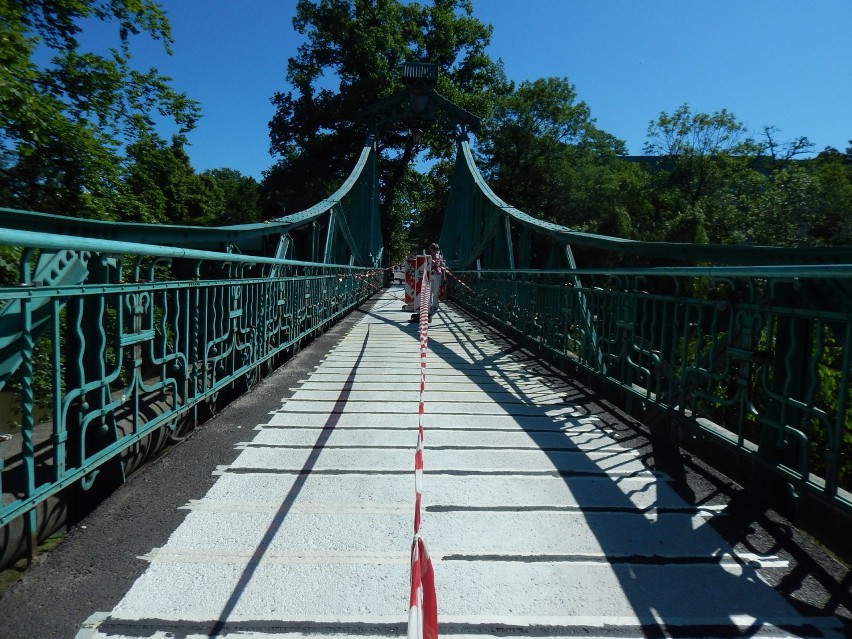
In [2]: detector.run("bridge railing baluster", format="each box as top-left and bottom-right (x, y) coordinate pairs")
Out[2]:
(0, 228), (380, 567)
(447, 265), (852, 533)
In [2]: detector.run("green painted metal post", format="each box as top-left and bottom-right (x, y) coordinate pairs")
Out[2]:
(311, 221), (321, 264)
(19, 295), (37, 561)
(324, 210), (336, 264)
(565, 245), (605, 374)
(51, 300), (66, 480)
(503, 217), (516, 271)
(758, 281), (813, 514)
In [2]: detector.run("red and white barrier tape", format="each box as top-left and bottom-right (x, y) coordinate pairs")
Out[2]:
(443, 269), (475, 296)
(408, 262), (438, 639)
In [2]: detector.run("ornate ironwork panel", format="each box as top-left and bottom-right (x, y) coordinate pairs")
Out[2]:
(448, 267), (852, 521)
(0, 229), (381, 546)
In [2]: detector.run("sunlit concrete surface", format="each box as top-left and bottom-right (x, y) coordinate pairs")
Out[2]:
(77, 287), (848, 639)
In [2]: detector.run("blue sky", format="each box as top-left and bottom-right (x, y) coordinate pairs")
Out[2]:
(121, 0), (851, 179)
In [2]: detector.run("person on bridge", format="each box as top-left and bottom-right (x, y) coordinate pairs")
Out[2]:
(428, 242), (444, 318)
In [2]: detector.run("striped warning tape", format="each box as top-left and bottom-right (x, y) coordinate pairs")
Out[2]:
(443, 269), (475, 295)
(408, 263), (438, 639)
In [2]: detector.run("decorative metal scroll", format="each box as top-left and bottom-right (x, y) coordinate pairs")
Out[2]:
(0, 110), (388, 566)
(0, 229), (381, 564)
(447, 264), (852, 522)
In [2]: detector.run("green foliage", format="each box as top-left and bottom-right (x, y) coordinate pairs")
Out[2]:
(263, 0), (509, 256)
(124, 137), (227, 225)
(477, 76), (651, 242)
(633, 105), (852, 249)
(644, 104), (757, 159)
(202, 169), (262, 226)
(807, 149), (852, 245)
(403, 160), (453, 258)
(0, 0), (200, 218)
(642, 104), (759, 243)
(741, 164), (816, 246)
(814, 329), (852, 489)
(0, 247), (20, 286)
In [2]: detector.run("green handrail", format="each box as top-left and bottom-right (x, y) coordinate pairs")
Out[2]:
(0, 128), (386, 566)
(448, 264), (852, 523)
(0, 223), (382, 566)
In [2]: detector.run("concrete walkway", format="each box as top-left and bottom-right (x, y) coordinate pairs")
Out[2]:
(76, 288), (848, 638)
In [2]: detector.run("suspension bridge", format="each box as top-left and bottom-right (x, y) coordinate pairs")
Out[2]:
(0, 63), (850, 638)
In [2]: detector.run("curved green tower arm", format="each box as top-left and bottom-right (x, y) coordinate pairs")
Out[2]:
(440, 138), (852, 270)
(0, 138), (383, 268)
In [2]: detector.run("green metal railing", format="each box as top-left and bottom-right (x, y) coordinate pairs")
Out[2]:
(439, 133), (852, 534)
(449, 265), (852, 520)
(0, 127), (387, 567)
(0, 136), (383, 266)
(0, 227), (381, 560)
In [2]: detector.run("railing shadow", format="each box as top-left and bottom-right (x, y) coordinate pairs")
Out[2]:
(207, 326), (372, 635)
(368, 298), (851, 634)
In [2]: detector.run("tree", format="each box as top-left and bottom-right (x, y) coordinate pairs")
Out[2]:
(125, 137), (223, 226)
(807, 149), (852, 245)
(203, 169), (262, 226)
(757, 125), (813, 167)
(477, 76), (648, 239)
(0, 0), (199, 218)
(643, 104), (763, 243)
(739, 164), (814, 247)
(403, 160), (453, 257)
(644, 104), (758, 206)
(262, 0), (509, 257)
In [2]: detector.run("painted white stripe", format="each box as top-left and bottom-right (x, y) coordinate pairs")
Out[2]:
(179, 500), (411, 513)
(140, 549), (412, 564)
(433, 614), (847, 635)
(233, 442), (645, 457)
(138, 547), (787, 568)
(212, 465), (663, 477)
(177, 500), (732, 523)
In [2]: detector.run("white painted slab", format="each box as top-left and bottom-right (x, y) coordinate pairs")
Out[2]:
(150, 509), (748, 559)
(195, 473), (683, 511)
(273, 399), (604, 417)
(225, 446), (654, 475)
(246, 426), (622, 450)
(263, 411), (604, 430)
(284, 388), (569, 404)
(93, 561), (810, 625)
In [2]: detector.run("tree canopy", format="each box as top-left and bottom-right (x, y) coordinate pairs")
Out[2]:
(477, 76), (638, 233)
(0, 0), (264, 228)
(638, 105), (851, 247)
(262, 0), (510, 259)
(0, 0), (202, 218)
(0, 0), (848, 258)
